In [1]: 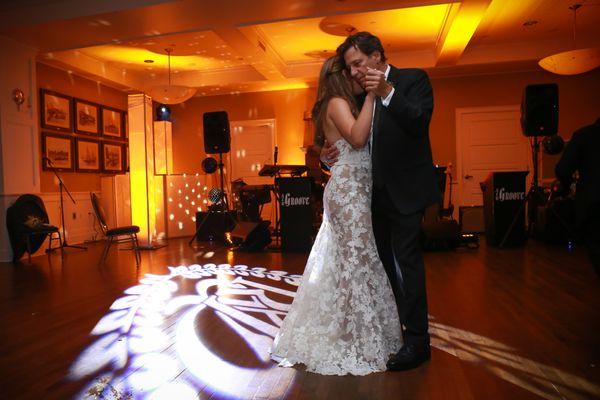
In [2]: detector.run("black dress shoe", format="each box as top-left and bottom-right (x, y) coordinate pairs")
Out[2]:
(387, 344), (431, 371)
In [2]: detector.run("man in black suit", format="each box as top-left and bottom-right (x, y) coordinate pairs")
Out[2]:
(555, 118), (600, 276)
(322, 32), (440, 370)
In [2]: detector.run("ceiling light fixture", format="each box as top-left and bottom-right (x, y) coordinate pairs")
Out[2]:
(146, 47), (196, 104)
(538, 4), (600, 75)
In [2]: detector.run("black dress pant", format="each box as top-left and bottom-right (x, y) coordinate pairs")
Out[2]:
(372, 185), (429, 348)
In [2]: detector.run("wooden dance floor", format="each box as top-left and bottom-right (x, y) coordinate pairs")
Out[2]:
(0, 237), (599, 400)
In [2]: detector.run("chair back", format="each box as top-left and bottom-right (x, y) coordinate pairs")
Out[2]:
(7, 194), (52, 260)
(90, 192), (109, 235)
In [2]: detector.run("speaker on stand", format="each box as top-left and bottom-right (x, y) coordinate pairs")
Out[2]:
(498, 83), (559, 247)
(189, 111), (236, 245)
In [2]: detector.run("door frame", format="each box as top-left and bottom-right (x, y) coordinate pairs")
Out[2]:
(229, 118), (277, 182)
(455, 105), (531, 210)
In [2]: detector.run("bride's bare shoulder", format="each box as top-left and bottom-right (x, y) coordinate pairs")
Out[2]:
(326, 97), (352, 117)
(327, 96), (351, 108)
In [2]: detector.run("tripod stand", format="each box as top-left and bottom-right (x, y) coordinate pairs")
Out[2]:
(498, 135), (574, 247)
(43, 157), (87, 251)
(189, 152), (236, 245)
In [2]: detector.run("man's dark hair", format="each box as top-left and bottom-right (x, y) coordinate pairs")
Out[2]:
(336, 31), (387, 65)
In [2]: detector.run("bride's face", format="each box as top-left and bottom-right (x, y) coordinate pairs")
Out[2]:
(350, 78), (364, 95)
(343, 69), (364, 96)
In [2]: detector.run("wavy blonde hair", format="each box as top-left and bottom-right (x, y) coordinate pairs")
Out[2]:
(312, 56), (358, 147)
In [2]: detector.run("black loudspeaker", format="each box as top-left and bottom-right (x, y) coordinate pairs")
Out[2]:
(194, 211), (236, 242)
(203, 111), (230, 154)
(520, 83), (558, 137)
(230, 220), (272, 251)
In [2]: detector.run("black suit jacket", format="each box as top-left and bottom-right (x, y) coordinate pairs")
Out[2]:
(371, 66), (440, 214)
(555, 119), (600, 226)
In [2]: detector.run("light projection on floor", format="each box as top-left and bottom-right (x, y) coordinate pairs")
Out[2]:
(71, 264), (600, 400)
(70, 264), (301, 399)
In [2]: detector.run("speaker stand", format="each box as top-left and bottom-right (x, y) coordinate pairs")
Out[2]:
(189, 153), (237, 246)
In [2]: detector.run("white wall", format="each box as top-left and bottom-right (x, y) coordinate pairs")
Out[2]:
(0, 35), (40, 261)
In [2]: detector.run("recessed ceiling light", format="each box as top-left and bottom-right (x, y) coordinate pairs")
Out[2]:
(144, 59), (154, 63)
(523, 20), (538, 27)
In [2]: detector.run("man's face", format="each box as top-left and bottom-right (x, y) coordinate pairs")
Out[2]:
(343, 46), (381, 88)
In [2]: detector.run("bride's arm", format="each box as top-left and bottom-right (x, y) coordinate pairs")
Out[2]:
(327, 93), (375, 149)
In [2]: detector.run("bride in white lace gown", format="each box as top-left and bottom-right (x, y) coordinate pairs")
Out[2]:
(270, 56), (401, 376)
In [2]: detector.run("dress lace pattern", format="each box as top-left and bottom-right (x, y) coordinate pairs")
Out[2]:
(270, 139), (401, 376)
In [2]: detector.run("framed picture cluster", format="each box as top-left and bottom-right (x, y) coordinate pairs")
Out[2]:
(40, 89), (128, 174)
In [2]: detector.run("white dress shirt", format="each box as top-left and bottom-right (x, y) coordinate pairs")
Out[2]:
(369, 64), (394, 152)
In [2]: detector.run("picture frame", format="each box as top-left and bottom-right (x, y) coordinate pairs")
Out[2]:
(74, 99), (100, 135)
(42, 132), (74, 172)
(102, 107), (125, 139)
(40, 89), (72, 132)
(75, 138), (101, 173)
(102, 142), (125, 174)
(124, 113), (129, 139)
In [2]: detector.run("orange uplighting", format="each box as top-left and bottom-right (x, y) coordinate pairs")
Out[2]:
(79, 45), (226, 71)
(154, 121), (174, 175)
(435, 0), (491, 66)
(128, 93), (157, 248)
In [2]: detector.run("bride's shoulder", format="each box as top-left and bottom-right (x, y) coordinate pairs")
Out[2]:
(326, 97), (352, 113)
(328, 96), (350, 105)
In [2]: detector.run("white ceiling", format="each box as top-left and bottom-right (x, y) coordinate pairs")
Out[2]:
(2, 0), (599, 96)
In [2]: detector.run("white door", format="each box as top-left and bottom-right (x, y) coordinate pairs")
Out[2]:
(230, 119), (276, 222)
(456, 106), (532, 209)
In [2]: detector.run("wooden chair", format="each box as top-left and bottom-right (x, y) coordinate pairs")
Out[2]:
(90, 192), (141, 265)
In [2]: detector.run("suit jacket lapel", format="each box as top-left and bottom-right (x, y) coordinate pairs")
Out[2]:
(373, 66), (398, 142)
(373, 96), (383, 143)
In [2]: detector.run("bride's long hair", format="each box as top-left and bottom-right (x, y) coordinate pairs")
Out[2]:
(312, 56), (358, 147)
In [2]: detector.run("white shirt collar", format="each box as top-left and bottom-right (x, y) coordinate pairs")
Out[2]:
(384, 64), (391, 79)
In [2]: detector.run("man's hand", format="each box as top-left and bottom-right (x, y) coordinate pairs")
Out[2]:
(365, 67), (392, 98)
(320, 140), (339, 167)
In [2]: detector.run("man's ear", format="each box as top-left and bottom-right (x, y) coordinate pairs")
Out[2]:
(370, 51), (382, 64)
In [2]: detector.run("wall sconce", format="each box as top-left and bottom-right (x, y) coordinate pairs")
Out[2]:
(12, 88), (25, 110)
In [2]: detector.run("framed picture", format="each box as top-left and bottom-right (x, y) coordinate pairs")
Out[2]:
(102, 107), (125, 139)
(125, 145), (129, 172)
(124, 114), (129, 139)
(75, 138), (101, 173)
(42, 132), (74, 172)
(102, 142), (125, 173)
(74, 99), (100, 135)
(40, 89), (72, 132)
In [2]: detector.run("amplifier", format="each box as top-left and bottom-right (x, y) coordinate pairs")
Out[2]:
(459, 206), (484, 233)
(194, 211), (236, 242)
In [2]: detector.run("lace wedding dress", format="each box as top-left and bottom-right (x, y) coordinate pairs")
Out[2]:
(270, 138), (402, 376)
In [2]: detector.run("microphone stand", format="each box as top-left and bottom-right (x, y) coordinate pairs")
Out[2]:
(44, 157), (87, 251)
(270, 145), (282, 249)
